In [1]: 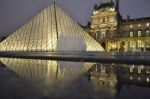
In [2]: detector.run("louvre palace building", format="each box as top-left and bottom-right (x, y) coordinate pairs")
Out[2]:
(88, 0), (150, 52)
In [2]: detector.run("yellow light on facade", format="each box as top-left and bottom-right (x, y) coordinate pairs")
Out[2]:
(111, 44), (115, 48)
(111, 43), (116, 49)
(93, 11), (98, 15)
(110, 8), (115, 11)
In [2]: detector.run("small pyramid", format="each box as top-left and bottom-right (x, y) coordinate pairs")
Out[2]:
(0, 3), (104, 51)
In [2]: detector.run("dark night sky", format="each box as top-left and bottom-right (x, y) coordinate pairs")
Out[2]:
(0, 0), (150, 36)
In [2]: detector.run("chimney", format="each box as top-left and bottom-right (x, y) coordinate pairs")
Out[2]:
(116, 0), (119, 11)
(94, 4), (98, 10)
(127, 15), (130, 20)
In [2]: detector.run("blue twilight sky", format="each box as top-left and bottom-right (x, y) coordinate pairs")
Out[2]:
(0, 0), (150, 36)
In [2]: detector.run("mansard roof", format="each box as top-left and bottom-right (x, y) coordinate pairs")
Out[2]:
(95, 1), (115, 11)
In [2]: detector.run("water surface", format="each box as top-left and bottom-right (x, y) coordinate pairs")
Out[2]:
(0, 58), (150, 99)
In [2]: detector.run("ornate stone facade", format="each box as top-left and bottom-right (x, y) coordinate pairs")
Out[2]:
(90, 0), (150, 52)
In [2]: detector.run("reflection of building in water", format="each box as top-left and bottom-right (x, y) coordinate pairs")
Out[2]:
(119, 64), (150, 86)
(89, 64), (117, 88)
(88, 63), (150, 89)
(0, 58), (95, 97)
(88, 64), (118, 97)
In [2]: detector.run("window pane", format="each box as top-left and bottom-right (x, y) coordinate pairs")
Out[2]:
(130, 31), (133, 37)
(146, 30), (150, 36)
(138, 31), (142, 37)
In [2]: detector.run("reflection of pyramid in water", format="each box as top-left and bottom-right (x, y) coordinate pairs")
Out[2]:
(0, 3), (104, 51)
(0, 58), (87, 81)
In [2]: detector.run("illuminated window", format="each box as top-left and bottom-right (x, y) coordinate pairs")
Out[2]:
(129, 41), (134, 48)
(138, 30), (142, 37)
(138, 77), (141, 81)
(130, 67), (134, 73)
(95, 33), (98, 39)
(132, 65), (135, 68)
(137, 40), (142, 47)
(129, 31), (133, 37)
(130, 24), (133, 28)
(140, 65), (144, 69)
(130, 65), (134, 73)
(130, 76), (133, 80)
(100, 65), (105, 73)
(146, 30), (150, 36)
(138, 68), (142, 74)
(138, 24), (141, 27)
(138, 65), (144, 74)
(146, 69), (150, 74)
(96, 65), (98, 71)
(137, 40), (144, 47)
(101, 32), (106, 39)
(147, 77), (149, 82)
(145, 40), (150, 48)
(146, 22), (149, 27)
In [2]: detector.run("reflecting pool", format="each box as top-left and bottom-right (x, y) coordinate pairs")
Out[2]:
(0, 58), (150, 99)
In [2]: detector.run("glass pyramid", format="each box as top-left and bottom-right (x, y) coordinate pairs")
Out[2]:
(0, 3), (104, 51)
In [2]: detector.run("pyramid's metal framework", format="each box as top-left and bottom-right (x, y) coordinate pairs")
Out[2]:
(0, 3), (104, 51)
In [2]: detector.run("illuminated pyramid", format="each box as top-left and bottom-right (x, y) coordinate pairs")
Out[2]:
(0, 3), (104, 51)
